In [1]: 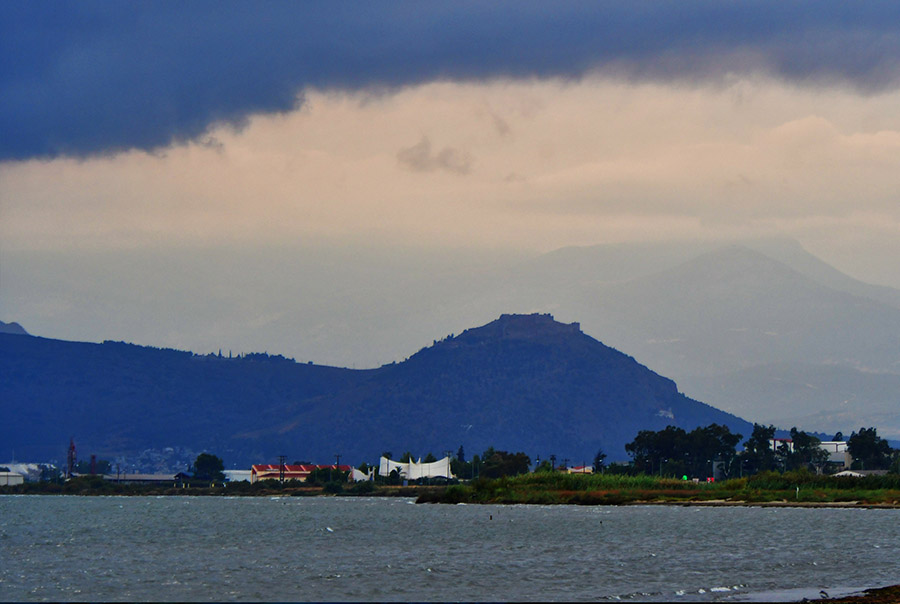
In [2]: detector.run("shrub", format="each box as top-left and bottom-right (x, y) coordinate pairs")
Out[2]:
(322, 481), (344, 494)
(348, 481), (376, 495)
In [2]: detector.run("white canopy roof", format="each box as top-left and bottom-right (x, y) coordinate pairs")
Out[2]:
(379, 456), (454, 480)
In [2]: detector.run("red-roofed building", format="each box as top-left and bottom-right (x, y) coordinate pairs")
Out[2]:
(250, 464), (354, 483)
(566, 465), (593, 474)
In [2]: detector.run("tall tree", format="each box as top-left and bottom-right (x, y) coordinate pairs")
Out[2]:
(592, 448), (607, 473)
(848, 428), (893, 470)
(626, 424), (742, 478)
(783, 427), (829, 473)
(741, 424), (777, 475)
(480, 450), (531, 479)
(686, 424), (742, 478)
(626, 426), (689, 475)
(192, 453), (225, 481)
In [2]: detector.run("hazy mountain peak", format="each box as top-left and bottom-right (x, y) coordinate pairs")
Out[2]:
(458, 313), (582, 343)
(0, 321), (29, 336)
(627, 244), (810, 294)
(686, 244), (800, 274)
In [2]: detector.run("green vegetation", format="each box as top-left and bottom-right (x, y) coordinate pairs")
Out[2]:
(848, 427), (894, 470)
(625, 423), (741, 478)
(779, 427), (830, 473)
(417, 469), (900, 506)
(191, 453), (225, 482)
(5, 425), (898, 508)
(0, 476), (415, 498)
(479, 448), (531, 479)
(305, 467), (350, 494)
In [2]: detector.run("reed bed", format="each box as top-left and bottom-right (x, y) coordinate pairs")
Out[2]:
(416, 470), (900, 506)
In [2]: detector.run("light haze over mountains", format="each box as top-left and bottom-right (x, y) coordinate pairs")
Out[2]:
(4, 237), (899, 439)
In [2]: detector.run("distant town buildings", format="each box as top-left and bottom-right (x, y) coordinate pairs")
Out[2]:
(250, 463), (355, 483)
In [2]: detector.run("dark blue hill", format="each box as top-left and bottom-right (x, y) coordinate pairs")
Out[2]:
(1, 314), (753, 467)
(286, 314), (753, 464)
(0, 334), (363, 464)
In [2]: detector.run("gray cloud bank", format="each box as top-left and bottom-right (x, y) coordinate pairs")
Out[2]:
(3, 1), (900, 160)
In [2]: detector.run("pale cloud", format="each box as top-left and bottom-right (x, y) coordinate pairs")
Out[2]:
(2, 76), (900, 286)
(397, 137), (473, 175)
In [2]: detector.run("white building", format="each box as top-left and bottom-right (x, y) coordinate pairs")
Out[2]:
(0, 472), (25, 486)
(1, 463), (48, 482)
(766, 439), (852, 469)
(223, 470), (253, 482)
(378, 456), (454, 480)
(818, 441), (852, 468)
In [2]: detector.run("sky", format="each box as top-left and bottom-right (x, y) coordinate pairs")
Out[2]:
(3, 2), (900, 361)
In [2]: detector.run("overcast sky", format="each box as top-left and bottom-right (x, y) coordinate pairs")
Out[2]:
(3, 2), (900, 358)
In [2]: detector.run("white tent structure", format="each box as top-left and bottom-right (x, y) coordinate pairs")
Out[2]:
(379, 456), (454, 480)
(351, 467), (375, 482)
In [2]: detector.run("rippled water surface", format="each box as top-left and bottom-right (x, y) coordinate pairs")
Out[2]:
(1, 495), (898, 601)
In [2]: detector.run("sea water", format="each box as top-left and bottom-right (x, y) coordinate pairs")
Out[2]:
(1, 495), (897, 602)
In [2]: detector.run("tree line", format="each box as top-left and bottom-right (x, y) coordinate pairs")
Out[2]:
(26, 425), (898, 487)
(625, 423), (898, 479)
(382, 424), (898, 483)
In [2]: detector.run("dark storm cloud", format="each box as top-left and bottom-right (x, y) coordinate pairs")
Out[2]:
(3, 1), (900, 160)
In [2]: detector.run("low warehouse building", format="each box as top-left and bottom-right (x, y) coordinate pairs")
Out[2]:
(0, 472), (25, 486)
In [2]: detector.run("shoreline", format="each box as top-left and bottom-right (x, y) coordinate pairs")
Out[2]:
(3, 489), (900, 509)
(817, 584), (900, 603)
(4, 474), (900, 509)
(633, 499), (900, 510)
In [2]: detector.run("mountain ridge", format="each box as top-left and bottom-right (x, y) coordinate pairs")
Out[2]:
(0, 314), (752, 468)
(5, 237), (899, 442)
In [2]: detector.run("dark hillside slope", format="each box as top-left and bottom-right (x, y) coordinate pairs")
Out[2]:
(272, 314), (753, 463)
(1, 315), (753, 467)
(0, 334), (365, 463)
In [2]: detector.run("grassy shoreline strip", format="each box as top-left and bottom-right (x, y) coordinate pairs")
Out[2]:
(414, 471), (900, 506)
(3, 471), (899, 507)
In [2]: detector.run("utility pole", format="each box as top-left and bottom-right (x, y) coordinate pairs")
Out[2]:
(278, 455), (286, 483)
(549, 454), (556, 471)
(66, 439), (76, 478)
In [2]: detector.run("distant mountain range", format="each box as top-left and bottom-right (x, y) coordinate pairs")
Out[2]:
(530, 242), (900, 439)
(5, 237), (899, 440)
(339, 238), (900, 439)
(0, 314), (753, 467)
